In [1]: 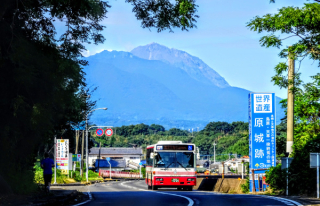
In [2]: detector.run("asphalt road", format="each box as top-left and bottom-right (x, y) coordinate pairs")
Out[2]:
(84, 180), (299, 206)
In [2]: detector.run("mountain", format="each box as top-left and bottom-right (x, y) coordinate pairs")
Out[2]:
(131, 43), (230, 88)
(84, 43), (284, 129)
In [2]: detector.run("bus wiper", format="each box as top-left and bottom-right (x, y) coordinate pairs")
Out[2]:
(165, 162), (174, 170)
(177, 161), (187, 171)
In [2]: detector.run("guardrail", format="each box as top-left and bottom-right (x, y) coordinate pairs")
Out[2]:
(100, 169), (140, 178)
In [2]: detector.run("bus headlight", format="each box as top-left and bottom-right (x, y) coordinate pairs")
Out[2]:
(156, 178), (163, 181)
(187, 178), (195, 181)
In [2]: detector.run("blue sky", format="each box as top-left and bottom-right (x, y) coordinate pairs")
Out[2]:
(60, 0), (318, 99)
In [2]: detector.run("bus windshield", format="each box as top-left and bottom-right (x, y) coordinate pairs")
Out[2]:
(154, 152), (194, 168)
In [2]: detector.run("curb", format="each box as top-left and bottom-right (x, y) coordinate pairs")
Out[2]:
(192, 190), (303, 206)
(71, 191), (92, 206)
(52, 183), (85, 186)
(257, 195), (302, 206)
(51, 179), (103, 186)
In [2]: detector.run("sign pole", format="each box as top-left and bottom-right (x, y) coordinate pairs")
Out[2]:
(286, 157), (289, 196)
(54, 136), (57, 184)
(242, 161), (244, 180)
(252, 169), (255, 193)
(140, 166), (142, 178)
(86, 118), (89, 182)
(108, 160), (111, 179)
(317, 153), (319, 199)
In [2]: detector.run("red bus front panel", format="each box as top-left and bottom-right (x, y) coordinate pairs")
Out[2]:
(152, 176), (196, 186)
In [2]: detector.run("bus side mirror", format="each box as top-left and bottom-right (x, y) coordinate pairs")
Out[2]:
(150, 153), (154, 158)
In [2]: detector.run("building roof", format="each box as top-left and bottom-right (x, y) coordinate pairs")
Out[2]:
(95, 159), (126, 168)
(89, 147), (143, 155)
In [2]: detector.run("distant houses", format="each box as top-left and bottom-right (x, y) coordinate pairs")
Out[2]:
(88, 147), (143, 171)
(197, 156), (249, 174)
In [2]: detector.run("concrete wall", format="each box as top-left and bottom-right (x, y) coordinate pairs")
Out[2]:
(213, 178), (246, 193)
(195, 178), (246, 194)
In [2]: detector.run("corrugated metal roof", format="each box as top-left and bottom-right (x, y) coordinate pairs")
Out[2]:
(89, 147), (143, 155)
(95, 159), (126, 168)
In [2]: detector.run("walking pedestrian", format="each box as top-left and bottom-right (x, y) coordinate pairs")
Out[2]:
(41, 152), (54, 192)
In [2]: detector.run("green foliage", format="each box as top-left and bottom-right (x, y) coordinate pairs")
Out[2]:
(126, 0), (199, 32)
(248, 3), (320, 91)
(91, 121), (287, 163)
(34, 164), (44, 184)
(0, 0), (199, 194)
(265, 164), (286, 194)
(129, 167), (146, 178)
(288, 135), (320, 195)
(240, 177), (250, 194)
(249, 1), (320, 195)
(141, 167), (146, 178)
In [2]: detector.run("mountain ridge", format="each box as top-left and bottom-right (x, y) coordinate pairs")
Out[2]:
(131, 43), (230, 88)
(84, 43), (284, 129)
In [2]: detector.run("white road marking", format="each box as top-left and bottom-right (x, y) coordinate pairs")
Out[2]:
(153, 191), (194, 206)
(72, 189), (92, 206)
(121, 181), (194, 206)
(257, 195), (302, 206)
(117, 180), (303, 206)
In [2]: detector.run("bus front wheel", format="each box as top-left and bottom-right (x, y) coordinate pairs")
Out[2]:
(152, 185), (158, 190)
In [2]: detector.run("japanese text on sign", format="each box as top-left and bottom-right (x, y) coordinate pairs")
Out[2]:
(56, 139), (69, 174)
(249, 93), (276, 170)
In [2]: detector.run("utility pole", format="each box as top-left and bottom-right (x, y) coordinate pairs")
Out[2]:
(54, 136), (57, 184)
(192, 128), (194, 137)
(75, 130), (79, 154)
(74, 130), (79, 171)
(213, 141), (216, 163)
(287, 49), (295, 155)
(97, 142), (101, 173)
(81, 130), (84, 176)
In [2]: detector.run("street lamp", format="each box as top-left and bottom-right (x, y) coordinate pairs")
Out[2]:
(86, 107), (107, 182)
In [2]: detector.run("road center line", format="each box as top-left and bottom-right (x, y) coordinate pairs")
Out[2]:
(152, 191), (194, 206)
(121, 181), (194, 206)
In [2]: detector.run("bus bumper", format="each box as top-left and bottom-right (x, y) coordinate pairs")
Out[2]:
(153, 176), (196, 186)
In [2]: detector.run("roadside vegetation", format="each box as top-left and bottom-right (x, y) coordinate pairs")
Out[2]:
(0, 0), (198, 194)
(91, 121), (286, 162)
(248, 1), (320, 196)
(34, 163), (102, 185)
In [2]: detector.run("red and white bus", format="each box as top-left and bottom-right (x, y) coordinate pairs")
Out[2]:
(145, 141), (196, 191)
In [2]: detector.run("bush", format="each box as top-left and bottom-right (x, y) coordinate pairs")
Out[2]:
(265, 164), (286, 194)
(34, 164), (44, 184)
(240, 177), (250, 193)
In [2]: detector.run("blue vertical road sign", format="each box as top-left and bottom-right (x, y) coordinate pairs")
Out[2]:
(249, 93), (276, 192)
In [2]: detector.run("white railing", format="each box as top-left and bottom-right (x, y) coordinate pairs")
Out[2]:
(99, 169), (140, 178)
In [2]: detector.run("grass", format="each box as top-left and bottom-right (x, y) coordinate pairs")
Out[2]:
(34, 164), (103, 184)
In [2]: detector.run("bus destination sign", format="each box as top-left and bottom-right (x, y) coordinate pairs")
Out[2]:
(156, 145), (194, 151)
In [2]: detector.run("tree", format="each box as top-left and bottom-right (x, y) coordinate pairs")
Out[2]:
(149, 124), (165, 133)
(0, 0), (198, 194)
(168, 128), (188, 136)
(247, 2), (320, 153)
(132, 123), (149, 135)
(247, 3), (320, 90)
(248, 2), (320, 195)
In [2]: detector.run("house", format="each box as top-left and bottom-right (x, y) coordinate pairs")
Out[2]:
(88, 147), (143, 170)
(218, 157), (249, 174)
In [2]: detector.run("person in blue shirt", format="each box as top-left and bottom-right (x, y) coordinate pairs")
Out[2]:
(41, 152), (54, 192)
